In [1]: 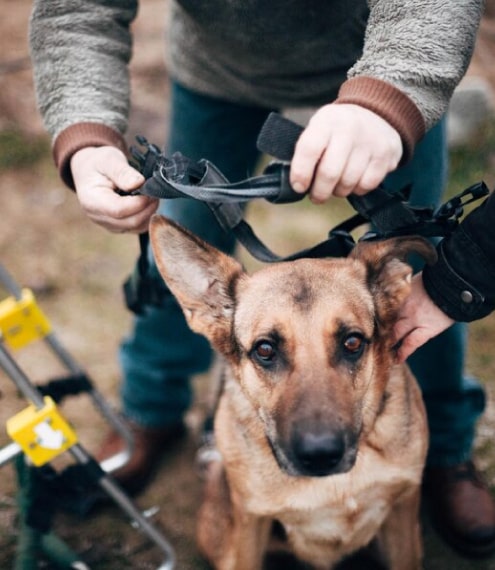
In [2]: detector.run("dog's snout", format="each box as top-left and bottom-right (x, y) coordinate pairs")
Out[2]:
(292, 430), (346, 477)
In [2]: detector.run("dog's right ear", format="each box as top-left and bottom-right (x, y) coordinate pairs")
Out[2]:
(149, 215), (244, 352)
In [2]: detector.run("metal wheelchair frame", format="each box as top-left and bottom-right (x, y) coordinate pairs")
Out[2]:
(0, 264), (175, 570)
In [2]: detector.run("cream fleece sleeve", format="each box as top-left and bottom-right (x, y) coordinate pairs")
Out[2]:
(349, 0), (484, 129)
(29, 0), (138, 141)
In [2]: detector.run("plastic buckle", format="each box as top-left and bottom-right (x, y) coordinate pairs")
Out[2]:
(130, 135), (162, 178)
(0, 289), (52, 350)
(327, 230), (357, 256)
(6, 396), (78, 466)
(435, 181), (490, 221)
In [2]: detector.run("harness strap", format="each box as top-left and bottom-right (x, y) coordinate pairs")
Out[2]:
(232, 219), (356, 263)
(122, 113), (489, 313)
(123, 232), (170, 314)
(132, 147), (303, 205)
(129, 129), (366, 264)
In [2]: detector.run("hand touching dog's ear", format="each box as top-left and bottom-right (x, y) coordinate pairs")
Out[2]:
(149, 215), (244, 352)
(350, 236), (436, 329)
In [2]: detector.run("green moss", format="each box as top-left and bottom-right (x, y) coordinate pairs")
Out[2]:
(448, 118), (495, 198)
(0, 129), (50, 171)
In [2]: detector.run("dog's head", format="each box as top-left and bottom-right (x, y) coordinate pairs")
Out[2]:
(150, 215), (435, 478)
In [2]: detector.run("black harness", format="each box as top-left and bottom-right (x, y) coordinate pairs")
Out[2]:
(123, 112), (489, 314)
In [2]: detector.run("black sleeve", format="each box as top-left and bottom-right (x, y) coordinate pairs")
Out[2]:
(423, 190), (495, 322)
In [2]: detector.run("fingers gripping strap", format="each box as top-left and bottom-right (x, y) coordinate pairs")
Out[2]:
(257, 113), (419, 233)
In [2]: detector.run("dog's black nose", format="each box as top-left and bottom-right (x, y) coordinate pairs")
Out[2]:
(292, 431), (346, 477)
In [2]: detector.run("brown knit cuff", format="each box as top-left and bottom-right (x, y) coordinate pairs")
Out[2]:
(53, 123), (128, 190)
(336, 77), (426, 164)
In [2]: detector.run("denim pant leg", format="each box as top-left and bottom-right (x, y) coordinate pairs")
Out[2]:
(119, 83), (273, 427)
(384, 118), (486, 466)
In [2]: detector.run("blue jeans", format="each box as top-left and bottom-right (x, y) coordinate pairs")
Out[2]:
(119, 82), (485, 467)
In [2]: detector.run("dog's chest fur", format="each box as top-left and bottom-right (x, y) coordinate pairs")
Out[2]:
(216, 363), (425, 566)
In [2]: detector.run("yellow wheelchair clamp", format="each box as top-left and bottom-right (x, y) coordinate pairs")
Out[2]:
(0, 264), (175, 570)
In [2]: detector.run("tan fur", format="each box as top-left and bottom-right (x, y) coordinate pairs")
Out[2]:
(150, 216), (434, 570)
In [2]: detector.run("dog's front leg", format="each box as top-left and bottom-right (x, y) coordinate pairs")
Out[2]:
(197, 461), (271, 570)
(221, 504), (272, 570)
(377, 489), (422, 570)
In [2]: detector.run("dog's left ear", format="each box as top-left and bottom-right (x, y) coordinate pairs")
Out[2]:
(350, 236), (437, 327)
(149, 215), (244, 351)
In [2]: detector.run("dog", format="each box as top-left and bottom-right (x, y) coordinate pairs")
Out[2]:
(150, 214), (435, 570)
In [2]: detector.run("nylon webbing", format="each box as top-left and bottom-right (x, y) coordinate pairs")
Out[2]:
(122, 113), (490, 314)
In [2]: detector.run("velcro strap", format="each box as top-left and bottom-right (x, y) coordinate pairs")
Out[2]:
(257, 112), (304, 161)
(347, 188), (418, 233)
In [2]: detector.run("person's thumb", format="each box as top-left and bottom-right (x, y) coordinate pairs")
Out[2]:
(111, 162), (145, 191)
(395, 337), (416, 363)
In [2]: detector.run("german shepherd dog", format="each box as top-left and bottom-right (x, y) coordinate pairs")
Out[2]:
(150, 214), (434, 570)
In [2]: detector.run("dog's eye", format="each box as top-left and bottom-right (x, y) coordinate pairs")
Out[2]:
(342, 333), (366, 356)
(252, 340), (277, 364)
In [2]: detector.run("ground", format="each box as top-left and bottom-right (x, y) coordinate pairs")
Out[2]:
(2, 2), (495, 569)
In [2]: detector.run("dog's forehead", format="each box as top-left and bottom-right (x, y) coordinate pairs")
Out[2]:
(241, 257), (365, 296)
(235, 257), (374, 332)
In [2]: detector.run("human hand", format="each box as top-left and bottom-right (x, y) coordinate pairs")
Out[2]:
(393, 273), (455, 362)
(290, 103), (403, 203)
(70, 146), (159, 233)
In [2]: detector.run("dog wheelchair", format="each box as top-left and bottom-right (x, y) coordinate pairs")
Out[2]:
(0, 264), (175, 569)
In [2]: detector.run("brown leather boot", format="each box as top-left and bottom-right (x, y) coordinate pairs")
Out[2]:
(423, 461), (495, 558)
(96, 419), (186, 495)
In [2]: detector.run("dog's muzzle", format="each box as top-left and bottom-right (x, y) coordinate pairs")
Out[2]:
(270, 426), (358, 478)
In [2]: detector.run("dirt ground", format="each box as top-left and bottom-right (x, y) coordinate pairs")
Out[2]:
(3, 2), (495, 569)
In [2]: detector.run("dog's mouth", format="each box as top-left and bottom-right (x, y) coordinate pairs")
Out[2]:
(267, 429), (359, 478)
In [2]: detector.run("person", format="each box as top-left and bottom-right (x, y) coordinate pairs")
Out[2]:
(29, 0), (494, 559)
